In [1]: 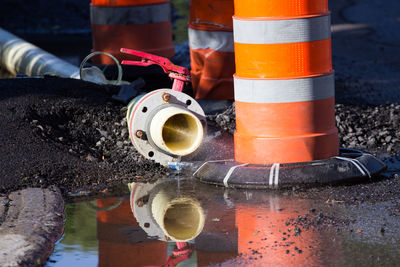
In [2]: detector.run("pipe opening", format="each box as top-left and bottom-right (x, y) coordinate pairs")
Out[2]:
(162, 113), (202, 155)
(163, 200), (204, 241)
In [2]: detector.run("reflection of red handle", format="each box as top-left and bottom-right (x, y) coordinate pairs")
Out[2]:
(145, 242), (193, 267)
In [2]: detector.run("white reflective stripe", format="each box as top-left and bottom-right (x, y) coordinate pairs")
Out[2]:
(188, 28), (234, 52)
(223, 163), (248, 187)
(234, 73), (334, 103)
(233, 15), (331, 44)
(274, 163), (280, 187)
(90, 3), (170, 25)
(269, 164), (275, 186)
(192, 159), (234, 177)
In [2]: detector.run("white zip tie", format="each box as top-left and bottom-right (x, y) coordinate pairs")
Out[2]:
(274, 163), (280, 187)
(336, 156), (371, 178)
(192, 159), (234, 177)
(269, 163), (280, 187)
(223, 163), (249, 187)
(269, 164), (275, 186)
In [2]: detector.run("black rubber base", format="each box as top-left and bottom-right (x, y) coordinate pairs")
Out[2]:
(192, 148), (386, 189)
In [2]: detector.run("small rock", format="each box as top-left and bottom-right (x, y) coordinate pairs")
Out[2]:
(85, 154), (96, 162)
(294, 227), (302, 236)
(379, 227), (385, 235)
(121, 128), (128, 137)
(97, 129), (108, 137)
(116, 141), (123, 148)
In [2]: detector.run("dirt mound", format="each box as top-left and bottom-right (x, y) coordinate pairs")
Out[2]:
(0, 77), (166, 196)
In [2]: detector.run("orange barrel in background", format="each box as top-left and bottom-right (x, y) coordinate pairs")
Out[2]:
(188, 0), (235, 100)
(90, 0), (174, 64)
(233, 0), (338, 164)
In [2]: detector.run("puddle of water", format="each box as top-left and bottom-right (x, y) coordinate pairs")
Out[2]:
(47, 177), (400, 266)
(46, 201), (98, 266)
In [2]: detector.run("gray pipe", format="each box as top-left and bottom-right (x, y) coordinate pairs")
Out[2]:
(0, 28), (80, 78)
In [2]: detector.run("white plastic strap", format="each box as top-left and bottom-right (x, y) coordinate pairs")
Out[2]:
(269, 163), (280, 187)
(336, 156), (371, 178)
(91, 3), (170, 25)
(234, 73), (334, 103)
(188, 28), (234, 52)
(234, 14), (331, 44)
(192, 159), (234, 177)
(223, 163), (249, 187)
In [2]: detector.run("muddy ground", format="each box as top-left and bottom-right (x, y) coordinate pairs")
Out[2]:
(0, 77), (168, 197)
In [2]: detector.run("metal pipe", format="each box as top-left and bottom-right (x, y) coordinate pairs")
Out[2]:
(0, 28), (80, 78)
(127, 89), (207, 166)
(149, 105), (204, 156)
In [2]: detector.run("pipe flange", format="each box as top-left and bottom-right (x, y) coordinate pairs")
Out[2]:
(130, 179), (205, 242)
(130, 181), (167, 241)
(127, 89), (207, 166)
(193, 148), (386, 189)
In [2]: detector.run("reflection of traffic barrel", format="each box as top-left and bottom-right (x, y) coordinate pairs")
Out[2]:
(90, 0), (174, 64)
(188, 0), (235, 100)
(233, 0), (338, 164)
(97, 198), (167, 267)
(233, 197), (343, 266)
(195, 200), (238, 266)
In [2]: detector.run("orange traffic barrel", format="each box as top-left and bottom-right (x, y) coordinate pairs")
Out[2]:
(188, 0), (235, 100)
(90, 0), (174, 64)
(233, 0), (338, 164)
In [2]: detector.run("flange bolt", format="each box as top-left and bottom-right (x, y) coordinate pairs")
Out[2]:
(135, 130), (144, 139)
(162, 92), (171, 102)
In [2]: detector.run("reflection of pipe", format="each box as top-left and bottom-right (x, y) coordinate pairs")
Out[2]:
(152, 193), (205, 242)
(131, 181), (205, 242)
(149, 106), (204, 156)
(130, 179), (239, 266)
(0, 28), (80, 78)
